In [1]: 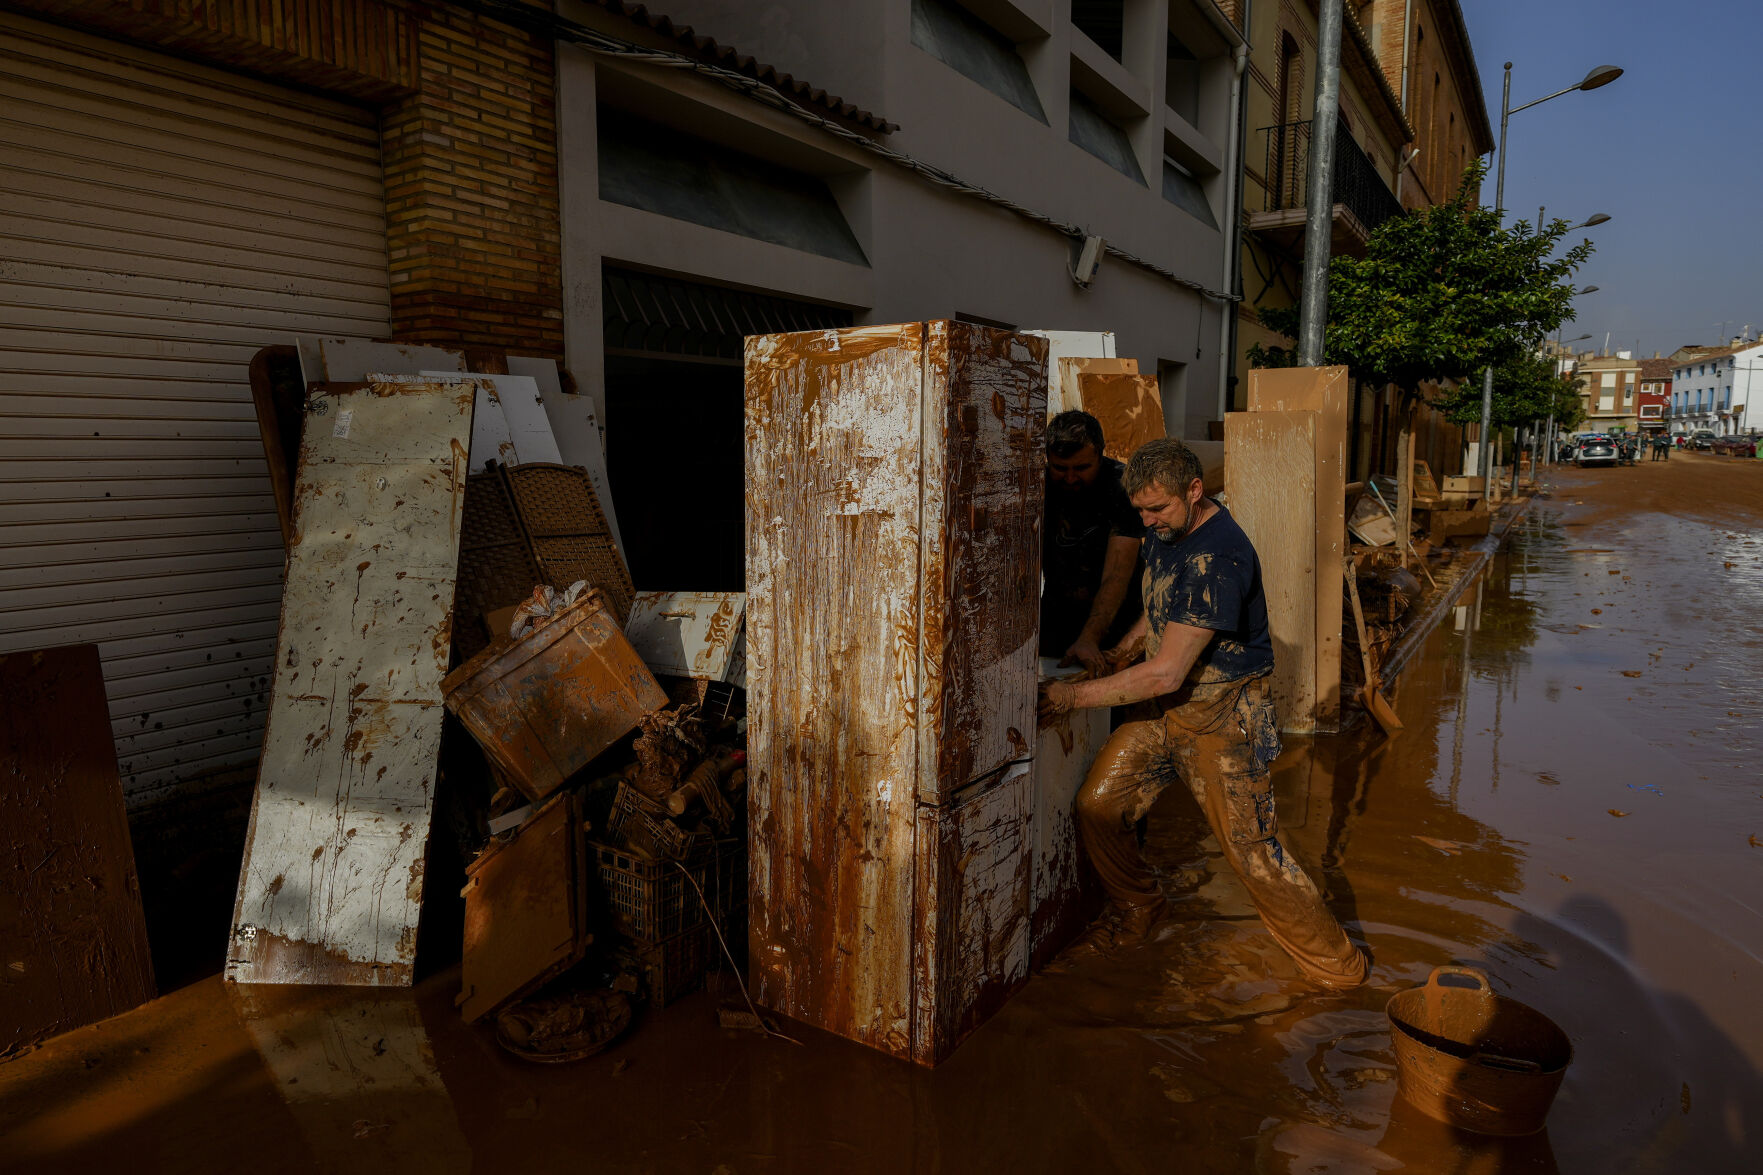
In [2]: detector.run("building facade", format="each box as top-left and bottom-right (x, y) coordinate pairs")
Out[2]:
(1637, 356), (1671, 435)
(1572, 353), (1641, 435)
(1670, 341), (1763, 436)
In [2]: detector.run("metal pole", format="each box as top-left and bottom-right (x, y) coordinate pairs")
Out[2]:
(1477, 63), (1512, 497)
(1296, 0), (1344, 367)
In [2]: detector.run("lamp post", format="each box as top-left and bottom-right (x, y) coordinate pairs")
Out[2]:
(1477, 62), (1623, 497)
(1546, 330), (1595, 465)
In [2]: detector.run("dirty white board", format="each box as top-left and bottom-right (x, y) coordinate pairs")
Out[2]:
(509, 355), (626, 562)
(1031, 661), (1109, 969)
(307, 338), (465, 382)
(624, 591), (746, 681)
(1057, 355), (1137, 419)
(227, 377), (475, 986)
(424, 371), (560, 473)
(1022, 330), (1115, 415)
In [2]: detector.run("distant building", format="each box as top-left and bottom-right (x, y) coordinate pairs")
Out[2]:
(1670, 339), (1763, 436)
(1637, 356), (1671, 435)
(1573, 353), (1641, 434)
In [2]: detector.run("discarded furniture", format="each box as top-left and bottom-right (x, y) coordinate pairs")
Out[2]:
(443, 590), (666, 802)
(453, 462), (633, 662)
(457, 791), (593, 1023)
(227, 377), (474, 986)
(1021, 330), (1116, 415)
(0, 644), (155, 1054)
(623, 591), (747, 685)
(1231, 366), (1351, 733)
(745, 320), (1047, 1066)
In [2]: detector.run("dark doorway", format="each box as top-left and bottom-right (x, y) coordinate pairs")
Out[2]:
(604, 354), (745, 592)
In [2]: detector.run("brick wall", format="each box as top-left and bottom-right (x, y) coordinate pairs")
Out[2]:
(1, 0), (563, 356)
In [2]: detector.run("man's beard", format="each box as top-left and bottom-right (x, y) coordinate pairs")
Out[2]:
(1151, 502), (1191, 542)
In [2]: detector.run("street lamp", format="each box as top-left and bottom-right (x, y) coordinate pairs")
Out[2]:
(1478, 61), (1624, 495)
(1577, 285), (1600, 295)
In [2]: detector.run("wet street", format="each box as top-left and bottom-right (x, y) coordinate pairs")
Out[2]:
(3, 455), (1760, 1174)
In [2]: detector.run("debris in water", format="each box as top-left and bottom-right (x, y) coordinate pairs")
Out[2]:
(1749, 835), (1760, 848)
(1621, 670), (1642, 678)
(1414, 836), (1466, 855)
(1553, 873), (1572, 882)
(1591, 608), (1603, 615)
(1608, 809), (1629, 818)
(1627, 783), (1664, 796)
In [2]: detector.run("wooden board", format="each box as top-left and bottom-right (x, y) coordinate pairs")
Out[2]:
(1246, 367), (1348, 731)
(456, 792), (589, 1023)
(744, 324), (928, 1055)
(911, 763), (1033, 1066)
(0, 644), (155, 1054)
(1225, 410), (1319, 733)
(1055, 355), (1136, 418)
(227, 378), (474, 986)
(1021, 330), (1114, 415)
(1076, 372), (1166, 463)
(917, 320), (1046, 804)
(441, 372), (561, 473)
(301, 338), (465, 383)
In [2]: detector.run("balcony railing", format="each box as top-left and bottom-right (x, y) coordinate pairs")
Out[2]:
(1258, 118), (1403, 237)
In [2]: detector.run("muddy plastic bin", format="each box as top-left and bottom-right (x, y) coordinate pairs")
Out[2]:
(444, 590), (668, 801)
(1386, 965), (1573, 1136)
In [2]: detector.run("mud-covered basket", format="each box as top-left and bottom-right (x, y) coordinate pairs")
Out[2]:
(1386, 965), (1573, 1136)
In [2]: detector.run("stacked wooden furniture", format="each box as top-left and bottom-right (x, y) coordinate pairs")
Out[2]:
(744, 321), (1050, 1066)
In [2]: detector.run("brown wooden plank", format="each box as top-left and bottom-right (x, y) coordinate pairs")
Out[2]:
(1054, 355), (1137, 415)
(1246, 367), (1348, 731)
(0, 644), (155, 1055)
(1225, 411), (1319, 732)
(1075, 372), (1166, 462)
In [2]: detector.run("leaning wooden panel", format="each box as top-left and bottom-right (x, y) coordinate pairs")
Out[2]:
(1075, 372), (1166, 463)
(227, 378), (474, 986)
(1224, 410), (1319, 733)
(916, 321), (1046, 804)
(0, 644), (155, 1054)
(744, 325), (925, 1055)
(1246, 367), (1348, 732)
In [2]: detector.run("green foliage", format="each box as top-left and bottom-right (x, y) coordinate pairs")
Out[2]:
(1430, 351), (1586, 430)
(1253, 161), (1594, 398)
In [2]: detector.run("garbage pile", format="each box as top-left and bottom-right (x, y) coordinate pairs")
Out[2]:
(443, 581), (750, 1060)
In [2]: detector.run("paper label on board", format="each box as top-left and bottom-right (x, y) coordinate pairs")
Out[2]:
(332, 410), (354, 439)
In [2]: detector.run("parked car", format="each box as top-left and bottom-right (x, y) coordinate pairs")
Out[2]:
(1691, 430), (1717, 450)
(1576, 436), (1619, 467)
(1713, 432), (1762, 458)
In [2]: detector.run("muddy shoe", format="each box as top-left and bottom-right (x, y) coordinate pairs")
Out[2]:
(1054, 900), (1170, 966)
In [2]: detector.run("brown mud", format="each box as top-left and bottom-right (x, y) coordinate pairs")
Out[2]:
(3, 458), (1761, 1173)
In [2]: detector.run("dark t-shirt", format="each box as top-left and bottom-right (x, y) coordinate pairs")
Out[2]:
(1142, 502), (1275, 684)
(1040, 458), (1144, 652)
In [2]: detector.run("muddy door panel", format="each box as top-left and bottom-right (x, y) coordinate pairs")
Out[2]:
(228, 379), (473, 986)
(911, 762), (1033, 1066)
(744, 326), (926, 1056)
(917, 321), (1047, 803)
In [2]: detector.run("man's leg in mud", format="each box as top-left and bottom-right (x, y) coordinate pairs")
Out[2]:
(1070, 718), (1178, 946)
(1173, 685), (1369, 989)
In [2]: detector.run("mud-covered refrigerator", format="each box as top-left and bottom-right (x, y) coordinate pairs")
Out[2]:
(744, 320), (1047, 1066)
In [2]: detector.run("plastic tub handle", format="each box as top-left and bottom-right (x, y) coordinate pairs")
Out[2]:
(1426, 964), (1491, 991)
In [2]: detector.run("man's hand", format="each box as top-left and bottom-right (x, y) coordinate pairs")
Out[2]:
(1059, 636), (1109, 675)
(1036, 680), (1076, 726)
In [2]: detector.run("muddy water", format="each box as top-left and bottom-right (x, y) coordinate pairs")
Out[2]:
(3, 462), (1760, 1173)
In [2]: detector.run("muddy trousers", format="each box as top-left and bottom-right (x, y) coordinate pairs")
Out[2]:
(1073, 673), (1368, 989)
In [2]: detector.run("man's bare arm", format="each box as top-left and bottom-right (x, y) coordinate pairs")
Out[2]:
(1042, 621), (1214, 717)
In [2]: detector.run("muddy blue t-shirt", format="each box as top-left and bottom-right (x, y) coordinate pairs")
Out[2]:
(1142, 502), (1275, 684)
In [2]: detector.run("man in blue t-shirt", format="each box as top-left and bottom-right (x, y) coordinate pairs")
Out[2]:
(1038, 438), (1368, 989)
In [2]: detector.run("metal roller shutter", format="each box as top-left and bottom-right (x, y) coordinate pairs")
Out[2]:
(0, 13), (391, 806)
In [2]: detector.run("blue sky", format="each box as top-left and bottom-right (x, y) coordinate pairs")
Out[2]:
(1465, 0), (1763, 357)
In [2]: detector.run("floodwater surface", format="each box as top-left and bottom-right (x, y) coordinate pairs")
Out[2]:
(2, 456), (1760, 1174)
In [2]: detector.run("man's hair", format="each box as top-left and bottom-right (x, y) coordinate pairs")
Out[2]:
(1046, 410), (1104, 459)
(1123, 438), (1203, 497)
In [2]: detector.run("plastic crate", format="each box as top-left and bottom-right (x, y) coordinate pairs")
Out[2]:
(625, 926), (712, 1008)
(592, 836), (744, 943)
